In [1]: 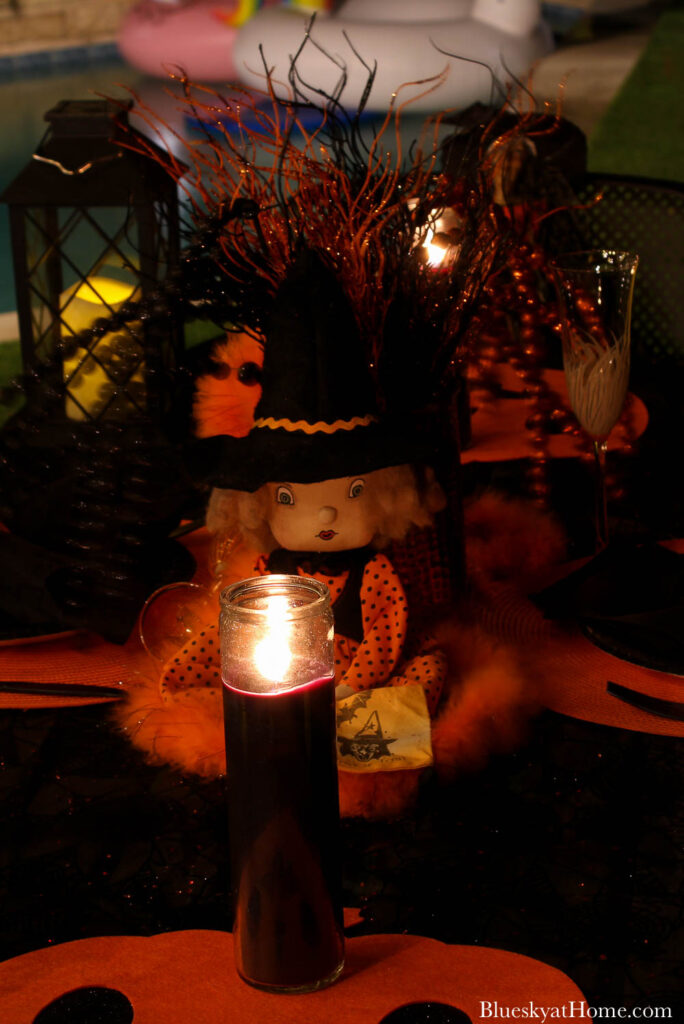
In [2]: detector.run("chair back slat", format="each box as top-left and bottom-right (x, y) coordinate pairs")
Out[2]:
(571, 174), (684, 366)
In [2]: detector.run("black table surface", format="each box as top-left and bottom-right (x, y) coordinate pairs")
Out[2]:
(1, 353), (683, 1017)
(1, 700), (682, 1016)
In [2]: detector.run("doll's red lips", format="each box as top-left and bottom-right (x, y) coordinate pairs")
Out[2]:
(317, 530), (338, 541)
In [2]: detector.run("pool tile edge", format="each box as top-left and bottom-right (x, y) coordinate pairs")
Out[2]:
(0, 41), (121, 81)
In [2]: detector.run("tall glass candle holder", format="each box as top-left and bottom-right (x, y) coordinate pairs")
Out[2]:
(220, 574), (344, 994)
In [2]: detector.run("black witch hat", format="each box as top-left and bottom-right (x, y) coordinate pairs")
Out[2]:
(193, 248), (434, 491)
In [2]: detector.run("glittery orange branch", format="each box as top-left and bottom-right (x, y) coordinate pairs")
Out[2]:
(111, 58), (565, 416)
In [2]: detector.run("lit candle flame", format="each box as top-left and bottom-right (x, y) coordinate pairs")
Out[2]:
(254, 595), (292, 682)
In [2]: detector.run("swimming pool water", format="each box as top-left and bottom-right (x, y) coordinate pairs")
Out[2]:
(0, 58), (147, 316)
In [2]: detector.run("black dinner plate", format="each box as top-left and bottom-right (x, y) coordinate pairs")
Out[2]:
(582, 619), (684, 677)
(0, 614), (77, 646)
(0, 537), (196, 646)
(533, 540), (684, 677)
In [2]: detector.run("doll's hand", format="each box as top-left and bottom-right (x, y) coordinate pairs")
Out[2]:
(335, 683), (356, 701)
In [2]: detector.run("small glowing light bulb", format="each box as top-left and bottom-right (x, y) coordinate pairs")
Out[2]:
(254, 595), (292, 682)
(423, 226), (449, 268)
(425, 242), (447, 269)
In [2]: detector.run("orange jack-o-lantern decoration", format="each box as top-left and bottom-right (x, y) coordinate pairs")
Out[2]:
(0, 929), (586, 1024)
(193, 332), (264, 439)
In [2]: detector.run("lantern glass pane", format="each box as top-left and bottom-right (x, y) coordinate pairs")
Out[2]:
(21, 200), (177, 421)
(24, 207), (61, 364)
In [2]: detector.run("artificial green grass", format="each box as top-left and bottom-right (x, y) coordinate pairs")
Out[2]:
(588, 10), (684, 182)
(0, 338), (21, 387)
(0, 341), (23, 428)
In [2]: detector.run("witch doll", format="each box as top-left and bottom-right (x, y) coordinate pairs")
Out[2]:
(118, 234), (534, 816)
(198, 245), (449, 710)
(106, 71), (539, 816)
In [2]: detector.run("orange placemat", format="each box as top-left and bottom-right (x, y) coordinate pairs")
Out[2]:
(463, 366), (648, 464)
(0, 930), (586, 1024)
(0, 632), (136, 709)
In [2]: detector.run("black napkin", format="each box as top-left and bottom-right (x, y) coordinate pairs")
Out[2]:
(531, 541), (684, 675)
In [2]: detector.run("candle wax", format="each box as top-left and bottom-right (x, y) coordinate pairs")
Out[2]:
(223, 673), (344, 991)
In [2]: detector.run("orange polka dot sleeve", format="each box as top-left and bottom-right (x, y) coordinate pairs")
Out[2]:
(339, 552), (408, 693)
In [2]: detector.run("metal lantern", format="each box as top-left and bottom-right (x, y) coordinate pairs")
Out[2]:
(1, 98), (183, 425)
(0, 100), (199, 645)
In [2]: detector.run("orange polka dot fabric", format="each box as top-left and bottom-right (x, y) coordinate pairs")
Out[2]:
(387, 650), (448, 717)
(159, 552), (444, 715)
(308, 553), (444, 712)
(160, 625), (221, 697)
(327, 553), (407, 691)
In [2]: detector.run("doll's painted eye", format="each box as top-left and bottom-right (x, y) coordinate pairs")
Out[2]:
(348, 478), (365, 499)
(275, 485), (295, 506)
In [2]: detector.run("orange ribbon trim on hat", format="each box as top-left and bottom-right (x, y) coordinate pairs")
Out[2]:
(254, 414), (378, 434)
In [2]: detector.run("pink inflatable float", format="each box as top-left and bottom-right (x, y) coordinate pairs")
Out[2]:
(118, 0), (248, 81)
(117, 0), (321, 81)
(119, 0), (553, 112)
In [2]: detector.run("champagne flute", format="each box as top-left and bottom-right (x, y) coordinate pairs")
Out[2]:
(551, 250), (639, 550)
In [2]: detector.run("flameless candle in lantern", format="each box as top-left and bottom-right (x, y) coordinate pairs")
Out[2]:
(1, 99), (183, 426)
(220, 575), (344, 994)
(59, 273), (144, 420)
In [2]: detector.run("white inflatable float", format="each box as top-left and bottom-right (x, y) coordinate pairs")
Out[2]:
(232, 0), (554, 112)
(118, 0), (553, 113)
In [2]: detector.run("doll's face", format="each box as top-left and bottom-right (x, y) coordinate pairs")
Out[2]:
(266, 476), (379, 552)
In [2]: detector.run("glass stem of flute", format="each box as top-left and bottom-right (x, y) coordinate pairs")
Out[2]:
(592, 439), (609, 550)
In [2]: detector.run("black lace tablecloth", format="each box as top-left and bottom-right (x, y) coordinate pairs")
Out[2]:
(2, 358), (683, 1016)
(1, 703), (681, 1016)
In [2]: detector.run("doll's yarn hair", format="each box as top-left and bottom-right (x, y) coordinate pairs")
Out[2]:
(206, 486), (271, 552)
(205, 465), (445, 555)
